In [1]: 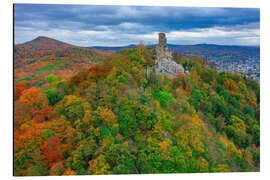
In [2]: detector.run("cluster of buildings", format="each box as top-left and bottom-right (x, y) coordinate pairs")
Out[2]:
(213, 57), (260, 83)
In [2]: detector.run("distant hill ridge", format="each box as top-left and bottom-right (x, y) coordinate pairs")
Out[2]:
(91, 44), (137, 51)
(15, 36), (260, 63)
(14, 36), (113, 69)
(90, 43), (260, 60)
(16, 36), (78, 51)
(15, 36), (260, 52)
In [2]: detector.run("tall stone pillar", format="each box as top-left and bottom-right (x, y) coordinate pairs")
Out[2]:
(158, 33), (167, 47)
(155, 32), (185, 76)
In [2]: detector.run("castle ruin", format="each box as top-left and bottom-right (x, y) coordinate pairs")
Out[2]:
(155, 33), (185, 76)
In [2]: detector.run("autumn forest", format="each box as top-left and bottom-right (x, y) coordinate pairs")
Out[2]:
(14, 36), (260, 176)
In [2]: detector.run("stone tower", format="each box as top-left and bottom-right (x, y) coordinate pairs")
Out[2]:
(158, 33), (167, 47)
(155, 33), (185, 76)
(155, 33), (171, 59)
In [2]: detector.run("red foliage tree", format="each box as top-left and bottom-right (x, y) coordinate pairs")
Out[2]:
(33, 102), (53, 123)
(42, 136), (63, 167)
(14, 81), (28, 100)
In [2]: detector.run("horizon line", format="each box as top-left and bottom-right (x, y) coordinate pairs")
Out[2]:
(15, 36), (260, 48)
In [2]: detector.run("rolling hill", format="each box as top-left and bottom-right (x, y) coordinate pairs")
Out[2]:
(14, 37), (113, 83)
(14, 36), (113, 69)
(15, 36), (77, 51)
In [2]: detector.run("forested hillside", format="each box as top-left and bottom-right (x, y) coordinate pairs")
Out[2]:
(14, 37), (113, 88)
(14, 44), (260, 176)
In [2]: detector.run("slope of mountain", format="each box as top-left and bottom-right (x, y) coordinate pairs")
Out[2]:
(15, 36), (77, 51)
(14, 36), (112, 69)
(14, 37), (113, 84)
(14, 44), (260, 175)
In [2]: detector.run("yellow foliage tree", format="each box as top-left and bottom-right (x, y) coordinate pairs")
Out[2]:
(88, 154), (111, 175)
(97, 106), (117, 127)
(159, 138), (172, 152)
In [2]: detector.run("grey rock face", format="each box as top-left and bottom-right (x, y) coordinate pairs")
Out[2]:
(155, 33), (185, 76)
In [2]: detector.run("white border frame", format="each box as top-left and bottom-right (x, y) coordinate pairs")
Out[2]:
(1, 0), (269, 180)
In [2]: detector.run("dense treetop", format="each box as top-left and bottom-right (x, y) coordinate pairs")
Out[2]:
(14, 44), (260, 175)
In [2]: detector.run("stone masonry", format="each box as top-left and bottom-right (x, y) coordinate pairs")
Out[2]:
(155, 33), (185, 76)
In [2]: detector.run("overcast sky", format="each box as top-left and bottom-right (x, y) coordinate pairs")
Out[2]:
(14, 4), (260, 46)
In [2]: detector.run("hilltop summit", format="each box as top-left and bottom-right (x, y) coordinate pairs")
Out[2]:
(16, 36), (77, 51)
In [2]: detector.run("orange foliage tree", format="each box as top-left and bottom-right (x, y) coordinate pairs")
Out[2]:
(14, 81), (28, 100)
(19, 87), (47, 109)
(42, 136), (63, 167)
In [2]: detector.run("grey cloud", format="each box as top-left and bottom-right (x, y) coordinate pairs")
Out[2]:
(14, 4), (260, 46)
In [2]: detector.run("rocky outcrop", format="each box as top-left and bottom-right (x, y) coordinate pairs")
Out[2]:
(155, 33), (185, 76)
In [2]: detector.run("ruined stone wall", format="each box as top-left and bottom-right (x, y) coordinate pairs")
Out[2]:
(155, 33), (185, 76)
